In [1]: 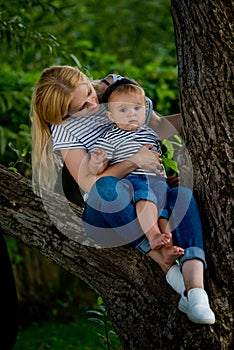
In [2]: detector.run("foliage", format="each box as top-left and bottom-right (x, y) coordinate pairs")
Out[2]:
(7, 125), (31, 172)
(0, 0), (176, 70)
(0, 0), (61, 69)
(14, 314), (109, 350)
(0, 65), (38, 130)
(0, 0), (180, 176)
(0, 65), (37, 175)
(161, 135), (182, 176)
(0, 123), (31, 176)
(58, 0), (177, 68)
(12, 296), (121, 350)
(5, 235), (24, 265)
(86, 297), (121, 350)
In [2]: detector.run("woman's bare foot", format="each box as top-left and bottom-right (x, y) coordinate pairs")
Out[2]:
(147, 245), (184, 273)
(160, 245), (184, 265)
(149, 232), (172, 250)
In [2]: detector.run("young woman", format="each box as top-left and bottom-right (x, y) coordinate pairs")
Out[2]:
(31, 65), (215, 324)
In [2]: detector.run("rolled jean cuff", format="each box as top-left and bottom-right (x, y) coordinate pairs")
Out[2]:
(133, 236), (151, 255)
(179, 246), (207, 270)
(159, 208), (169, 219)
(133, 190), (157, 206)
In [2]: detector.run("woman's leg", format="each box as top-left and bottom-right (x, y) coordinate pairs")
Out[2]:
(182, 259), (204, 290)
(83, 177), (191, 301)
(82, 176), (145, 247)
(167, 186), (207, 286)
(83, 176), (180, 262)
(167, 186), (215, 324)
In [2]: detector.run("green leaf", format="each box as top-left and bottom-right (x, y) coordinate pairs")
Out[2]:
(162, 139), (175, 157)
(86, 310), (104, 317)
(21, 146), (29, 157)
(8, 166), (18, 172)
(8, 142), (20, 156)
(97, 296), (104, 306)
(163, 158), (179, 173)
(87, 318), (105, 327)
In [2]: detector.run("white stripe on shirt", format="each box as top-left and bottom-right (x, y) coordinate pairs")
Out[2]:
(50, 99), (153, 152)
(91, 124), (163, 176)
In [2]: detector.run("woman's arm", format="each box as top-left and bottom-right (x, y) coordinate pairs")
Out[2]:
(148, 111), (183, 140)
(61, 145), (162, 193)
(94, 75), (114, 101)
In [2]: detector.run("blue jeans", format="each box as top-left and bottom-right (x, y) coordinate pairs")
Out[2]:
(82, 176), (207, 268)
(125, 174), (169, 219)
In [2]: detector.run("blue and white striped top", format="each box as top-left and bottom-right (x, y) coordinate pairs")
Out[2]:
(91, 123), (163, 177)
(51, 73), (153, 152)
(51, 99), (153, 153)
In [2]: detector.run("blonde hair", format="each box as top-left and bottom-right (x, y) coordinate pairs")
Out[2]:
(31, 65), (86, 194)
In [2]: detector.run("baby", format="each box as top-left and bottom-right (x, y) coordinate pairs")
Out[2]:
(88, 78), (172, 251)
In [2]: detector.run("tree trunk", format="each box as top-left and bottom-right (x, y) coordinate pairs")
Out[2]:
(171, 0), (234, 347)
(0, 156), (232, 350)
(0, 165), (181, 349)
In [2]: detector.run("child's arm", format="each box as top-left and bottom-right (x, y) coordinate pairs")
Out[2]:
(88, 148), (109, 175)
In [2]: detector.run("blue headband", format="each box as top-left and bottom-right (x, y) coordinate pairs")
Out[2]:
(101, 78), (139, 103)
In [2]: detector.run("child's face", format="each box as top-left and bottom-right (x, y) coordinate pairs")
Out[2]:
(107, 91), (146, 131)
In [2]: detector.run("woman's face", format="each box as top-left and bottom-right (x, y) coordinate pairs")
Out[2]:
(68, 82), (99, 116)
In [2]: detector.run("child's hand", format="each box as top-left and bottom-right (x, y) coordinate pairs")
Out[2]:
(90, 148), (107, 164)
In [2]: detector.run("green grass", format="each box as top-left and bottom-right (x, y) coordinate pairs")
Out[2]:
(13, 315), (117, 350)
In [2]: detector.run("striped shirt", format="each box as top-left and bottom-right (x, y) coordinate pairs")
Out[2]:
(51, 99), (153, 153)
(91, 124), (164, 177)
(51, 74), (152, 152)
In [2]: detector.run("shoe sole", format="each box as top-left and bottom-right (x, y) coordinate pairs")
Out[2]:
(187, 315), (215, 324)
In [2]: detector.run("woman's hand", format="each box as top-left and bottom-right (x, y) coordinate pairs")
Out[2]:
(130, 144), (164, 175)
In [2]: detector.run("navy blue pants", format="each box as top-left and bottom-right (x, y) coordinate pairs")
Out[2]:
(83, 176), (206, 268)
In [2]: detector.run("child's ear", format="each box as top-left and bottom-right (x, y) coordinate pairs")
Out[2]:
(106, 110), (114, 121)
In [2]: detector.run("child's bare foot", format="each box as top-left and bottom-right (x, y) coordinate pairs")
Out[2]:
(149, 232), (172, 250)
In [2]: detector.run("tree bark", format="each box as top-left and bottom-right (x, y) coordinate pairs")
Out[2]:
(0, 155), (232, 350)
(0, 165), (184, 349)
(171, 0), (234, 348)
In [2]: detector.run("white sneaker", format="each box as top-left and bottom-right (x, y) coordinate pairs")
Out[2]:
(166, 264), (185, 295)
(178, 288), (215, 324)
